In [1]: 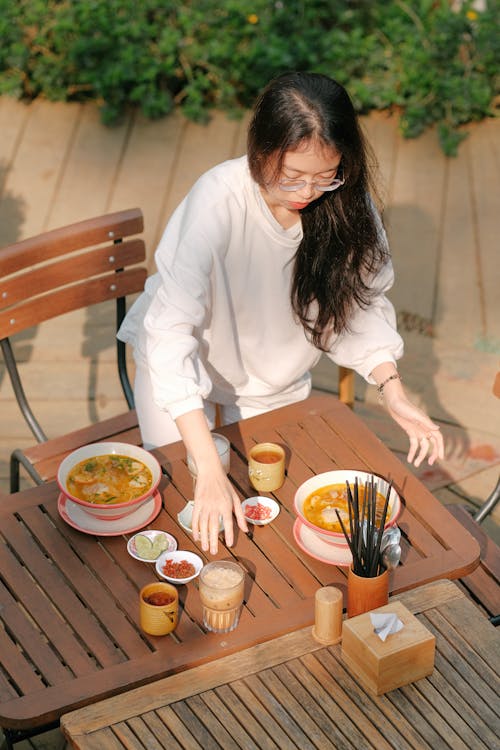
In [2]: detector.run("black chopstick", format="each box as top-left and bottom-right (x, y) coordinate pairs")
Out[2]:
(370, 479), (393, 576)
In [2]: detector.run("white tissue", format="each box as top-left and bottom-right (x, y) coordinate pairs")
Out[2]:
(370, 612), (404, 642)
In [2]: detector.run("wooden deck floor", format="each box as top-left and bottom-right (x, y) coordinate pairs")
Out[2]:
(0, 95), (499, 532)
(0, 91), (499, 750)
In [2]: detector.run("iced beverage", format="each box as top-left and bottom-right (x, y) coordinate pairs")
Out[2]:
(199, 561), (245, 633)
(187, 433), (231, 479)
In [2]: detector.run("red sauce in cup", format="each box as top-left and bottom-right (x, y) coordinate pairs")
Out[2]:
(143, 591), (175, 606)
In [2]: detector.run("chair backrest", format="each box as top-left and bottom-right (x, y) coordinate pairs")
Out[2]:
(0, 207), (147, 442)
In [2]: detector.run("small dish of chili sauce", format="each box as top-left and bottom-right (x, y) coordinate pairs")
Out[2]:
(242, 496), (280, 526)
(155, 549), (203, 584)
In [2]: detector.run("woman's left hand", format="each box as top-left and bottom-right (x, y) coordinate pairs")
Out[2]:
(383, 390), (444, 467)
(371, 365), (444, 467)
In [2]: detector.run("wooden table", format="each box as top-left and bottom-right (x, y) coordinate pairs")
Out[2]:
(0, 394), (480, 742)
(60, 580), (500, 750)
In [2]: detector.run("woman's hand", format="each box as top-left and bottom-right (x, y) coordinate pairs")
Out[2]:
(371, 364), (444, 467)
(191, 464), (248, 555)
(175, 409), (248, 555)
(383, 391), (444, 467)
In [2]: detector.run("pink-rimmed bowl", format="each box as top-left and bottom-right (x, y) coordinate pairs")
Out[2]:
(294, 470), (401, 547)
(57, 442), (161, 521)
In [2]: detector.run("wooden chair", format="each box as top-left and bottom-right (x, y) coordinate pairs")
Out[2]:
(338, 365), (355, 408)
(0, 208), (147, 492)
(472, 371), (500, 523)
(445, 373), (500, 623)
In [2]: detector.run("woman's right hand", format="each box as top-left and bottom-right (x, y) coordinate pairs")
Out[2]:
(191, 463), (248, 555)
(175, 408), (248, 555)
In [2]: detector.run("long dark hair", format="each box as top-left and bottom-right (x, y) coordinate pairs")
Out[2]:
(247, 71), (389, 350)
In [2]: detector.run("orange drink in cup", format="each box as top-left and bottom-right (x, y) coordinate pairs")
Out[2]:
(248, 442), (285, 492)
(139, 582), (178, 636)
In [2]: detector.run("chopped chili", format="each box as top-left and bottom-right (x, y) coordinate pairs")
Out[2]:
(162, 559), (196, 579)
(245, 502), (273, 521)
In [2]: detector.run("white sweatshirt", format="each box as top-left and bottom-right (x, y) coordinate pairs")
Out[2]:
(118, 156), (403, 420)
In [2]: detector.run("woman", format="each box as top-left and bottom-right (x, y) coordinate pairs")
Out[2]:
(118, 72), (444, 554)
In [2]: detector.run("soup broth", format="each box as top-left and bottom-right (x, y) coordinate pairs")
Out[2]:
(67, 454), (153, 504)
(303, 482), (389, 533)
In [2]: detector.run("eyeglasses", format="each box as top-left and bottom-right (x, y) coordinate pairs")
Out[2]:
(277, 174), (345, 193)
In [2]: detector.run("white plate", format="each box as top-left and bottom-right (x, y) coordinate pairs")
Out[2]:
(155, 549), (204, 584)
(293, 518), (352, 567)
(242, 496), (280, 526)
(58, 492), (162, 536)
(127, 529), (177, 561)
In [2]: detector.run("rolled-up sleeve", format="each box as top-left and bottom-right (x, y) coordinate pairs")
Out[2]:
(143, 194), (221, 418)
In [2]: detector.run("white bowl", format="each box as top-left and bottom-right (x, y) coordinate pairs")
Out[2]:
(177, 500), (224, 536)
(127, 529), (177, 562)
(57, 442), (161, 521)
(155, 550), (204, 584)
(294, 470), (401, 547)
(242, 496), (280, 526)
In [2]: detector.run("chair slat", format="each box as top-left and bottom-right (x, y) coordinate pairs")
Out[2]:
(24, 411), (141, 464)
(0, 207), (143, 275)
(0, 238), (145, 311)
(0, 268), (147, 337)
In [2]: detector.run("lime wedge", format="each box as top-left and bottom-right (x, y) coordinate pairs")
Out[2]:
(151, 535), (169, 557)
(134, 534), (154, 559)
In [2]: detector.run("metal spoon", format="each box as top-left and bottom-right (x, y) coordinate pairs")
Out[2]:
(382, 543), (401, 570)
(380, 525), (401, 552)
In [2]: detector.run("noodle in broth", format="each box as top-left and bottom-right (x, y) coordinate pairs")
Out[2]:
(67, 454), (152, 504)
(303, 482), (388, 533)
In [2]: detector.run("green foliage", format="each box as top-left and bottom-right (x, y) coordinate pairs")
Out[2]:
(0, 0), (497, 154)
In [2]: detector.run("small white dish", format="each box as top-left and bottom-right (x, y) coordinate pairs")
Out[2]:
(177, 500), (224, 535)
(242, 496), (280, 526)
(155, 549), (204, 584)
(127, 529), (177, 562)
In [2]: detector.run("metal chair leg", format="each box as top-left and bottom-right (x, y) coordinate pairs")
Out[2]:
(10, 449), (44, 493)
(1, 721), (60, 749)
(9, 452), (21, 493)
(473, 476), (500, 524)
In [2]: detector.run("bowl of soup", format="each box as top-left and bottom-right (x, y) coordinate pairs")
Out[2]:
(57, 442), (162, 520)
(294, 470), (401, 546)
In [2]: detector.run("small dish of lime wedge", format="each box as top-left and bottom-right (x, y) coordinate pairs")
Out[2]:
(127, 530), (177, 562)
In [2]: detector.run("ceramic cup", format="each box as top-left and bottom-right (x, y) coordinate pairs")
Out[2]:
(248, 442), (285, 492)
(198, 560), (245, 633)
(139, 582), (179, 636)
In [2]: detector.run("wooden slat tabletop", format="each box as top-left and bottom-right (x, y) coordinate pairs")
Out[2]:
(0, 394), (480, 734)
(60, 580), (500, 750)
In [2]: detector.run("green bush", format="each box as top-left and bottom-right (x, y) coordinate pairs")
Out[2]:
(0, 0), (497, 154)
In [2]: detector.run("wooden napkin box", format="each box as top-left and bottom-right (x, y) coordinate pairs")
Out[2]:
(341, 600), (435, 695)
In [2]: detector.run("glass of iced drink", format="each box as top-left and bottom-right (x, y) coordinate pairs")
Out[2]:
(199, 560), (245, 633)
(187, 433), (231, 481)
